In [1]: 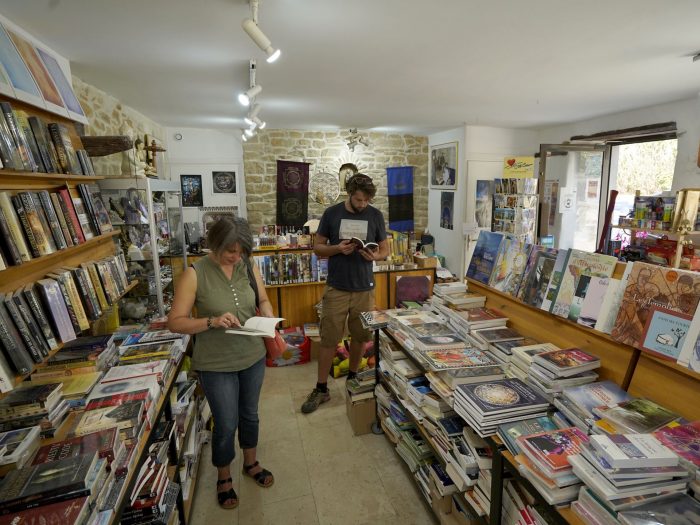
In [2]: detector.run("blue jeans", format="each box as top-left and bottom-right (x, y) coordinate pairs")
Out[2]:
(198, 357), (265, 467)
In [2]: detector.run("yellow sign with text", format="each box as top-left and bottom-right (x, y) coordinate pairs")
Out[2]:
(503, 156), (535, 177)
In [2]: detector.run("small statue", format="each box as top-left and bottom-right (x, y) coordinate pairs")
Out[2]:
(133, 138), (157, 177)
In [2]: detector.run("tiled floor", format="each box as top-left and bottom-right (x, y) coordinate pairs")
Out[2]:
(188, 362), (438, 525)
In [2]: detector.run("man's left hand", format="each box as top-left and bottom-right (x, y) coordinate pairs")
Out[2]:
(359, 248), (377, 261)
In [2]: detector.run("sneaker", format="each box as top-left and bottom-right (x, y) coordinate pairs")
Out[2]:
(301, 388), (330, 414)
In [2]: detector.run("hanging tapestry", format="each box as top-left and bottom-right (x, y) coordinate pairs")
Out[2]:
(276, 160), (310, 229)
(387, 166), (414, 231)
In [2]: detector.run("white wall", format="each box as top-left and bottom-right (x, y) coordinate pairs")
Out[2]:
(428, 125), (539, 276)
(165, 126), (247, 229)
(538, 96), (700, 190)
(428, 127), (465, 274)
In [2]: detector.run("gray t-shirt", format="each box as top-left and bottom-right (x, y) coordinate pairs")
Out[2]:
(317, 202), (387, 291)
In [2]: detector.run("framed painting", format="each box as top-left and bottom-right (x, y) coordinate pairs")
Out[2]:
(430, 142), (458, 190)
(440, 191), (454, 230)
(180, 174), (203, 207)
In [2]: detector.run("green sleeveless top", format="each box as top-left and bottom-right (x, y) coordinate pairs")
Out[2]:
(191, 256), (265, 372)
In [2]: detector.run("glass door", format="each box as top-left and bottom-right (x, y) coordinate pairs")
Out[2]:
(538, 143), (611, 252)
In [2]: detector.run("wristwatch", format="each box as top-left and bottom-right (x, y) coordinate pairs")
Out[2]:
(207, 317), (213, 329)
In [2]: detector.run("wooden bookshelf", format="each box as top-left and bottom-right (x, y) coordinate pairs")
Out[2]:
(0, 231), (120, 292)
(467, 278), (636, 387)
(7, 279), (137, 390)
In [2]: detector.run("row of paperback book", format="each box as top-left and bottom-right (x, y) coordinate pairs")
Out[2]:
(253, 251), (328, 286)
(466, 229), (700, 371)
(0, 253), (130, 391)
(0, 100), (95, 176)
(0, 326), (191, 524)
(0, 185), (113, 271)
(366, 281), (700, 523)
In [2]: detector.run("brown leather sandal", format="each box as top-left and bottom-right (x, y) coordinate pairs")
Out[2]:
(216, 477), (239, 508)
(242, 461), (274, 488)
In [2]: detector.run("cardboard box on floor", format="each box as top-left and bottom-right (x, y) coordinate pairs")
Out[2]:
(345, 393), (376, 435)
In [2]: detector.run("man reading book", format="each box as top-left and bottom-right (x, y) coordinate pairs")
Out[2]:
(301, 170), (390, 414)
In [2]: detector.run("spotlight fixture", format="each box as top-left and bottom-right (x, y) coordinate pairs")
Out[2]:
(238, 84), (262, 106)
(245, 127), (256, 137)
(244, 103), (262, 126)
(241, 132), (248, 142)
(242, 0), (281, 63)
(252, 117), (266, 129)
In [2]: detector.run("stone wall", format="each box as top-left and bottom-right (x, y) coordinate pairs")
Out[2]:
(242, 129), (428, 232)
(72, 76), (164, 176)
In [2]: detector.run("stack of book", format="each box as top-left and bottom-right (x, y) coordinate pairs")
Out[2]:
(0, 381), (68, 437)
(0, 450), (105, 517)
(406, 375), (453, 421)
(497, 414), (560, 457)
(527, 348), (600, 399)
(615, 493), (700, 525)
(653, 420), (700, 481)
(37, 334), (118, 377)
(593, 398), (681, 435)
(487, 336), (539, 364)
(0, 426), (41, 477)
(468, 326), (523, 351)
(346, 367), (376, 401)
(568, 433), (690, 515)
(508, 342), (559, 380)
(553, 380), (632, 433)
(453, 378), (550, 437)
(516, 426), (589, 505)
(29, 371), (102, 410)
(396, 426), (434, 473)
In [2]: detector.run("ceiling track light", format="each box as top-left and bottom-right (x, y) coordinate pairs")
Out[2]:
(693, 52), (700, 62)
(242, 0), (281, 63)
(238, 83), (262, 106)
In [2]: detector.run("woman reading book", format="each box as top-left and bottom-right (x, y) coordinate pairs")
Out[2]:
(167, 218), (275, 509)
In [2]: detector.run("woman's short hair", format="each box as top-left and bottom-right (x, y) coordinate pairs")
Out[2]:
(207, 217), (254, 257)
(346, 173), (376, 199)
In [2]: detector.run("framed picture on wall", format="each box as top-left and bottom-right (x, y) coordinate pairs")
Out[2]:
(180, 174), (203, 207)
(440, 191), (454, 230)
(203, 165), (240, 206)
(430, 142), (458, 190)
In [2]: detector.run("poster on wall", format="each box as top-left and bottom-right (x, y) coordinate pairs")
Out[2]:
(0, 23), (44, 109)
(440, 191), (454, 230)
(503, 156), (535, 177)
(430, 142), (457, 189)
(276, 160), (310, 229)
(180, 174), (203, 207)
(475, 180), (493, 229)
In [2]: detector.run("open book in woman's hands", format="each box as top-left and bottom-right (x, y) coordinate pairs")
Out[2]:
(226, 316), (285, 338)
(349, 237), (379, 252)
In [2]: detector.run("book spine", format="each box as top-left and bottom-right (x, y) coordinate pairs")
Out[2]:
(47, 274), (81, 334)
(1, 294), (43, 363)
(77, 184), (101, 237)
(0, 108), (20, 169)
(61, 273), (90, 331)
(0, 350), (14, 393)
(27, 116), (55, 173)
(17, 193), (52, 256)
(28, 192), (58, 253)
(82, 262), (110, 309)
(72, 267), (101, 320)
(0, 102), (36, 172)
(11, 292), (49, 357)
(57, 188), (85, 243)
(0, 487), (91, 515)
(35, 280), (76, 344)
(49, 193), (74, 248)
(75, 149), (89, 175)
(22, 286), (58, 350)
(57, 124), (81, 175)
(106, 259), (126, 295)
(0, 207), (22, 265)
(36, 191), (67, 250)
(10, 195), (40, 259)
(0, 193), (30, 262)
(47, 123), (70, 174)
(0, 302), (34, 375)
(14, 111), (43, 172)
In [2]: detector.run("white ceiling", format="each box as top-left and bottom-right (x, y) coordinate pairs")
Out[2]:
(2, 0), (700, 134)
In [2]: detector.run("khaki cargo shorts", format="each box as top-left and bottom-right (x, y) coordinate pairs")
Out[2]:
(319, 286), (375, 348)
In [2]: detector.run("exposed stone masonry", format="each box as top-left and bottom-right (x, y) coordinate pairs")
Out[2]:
(242, 129), (428, 233)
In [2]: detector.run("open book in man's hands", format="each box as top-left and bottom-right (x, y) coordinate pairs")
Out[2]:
(226, 316), (285, 338)
(349, 237), (379, 252)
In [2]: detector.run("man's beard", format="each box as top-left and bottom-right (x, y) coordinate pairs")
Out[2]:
(349, 201), (365, 214)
